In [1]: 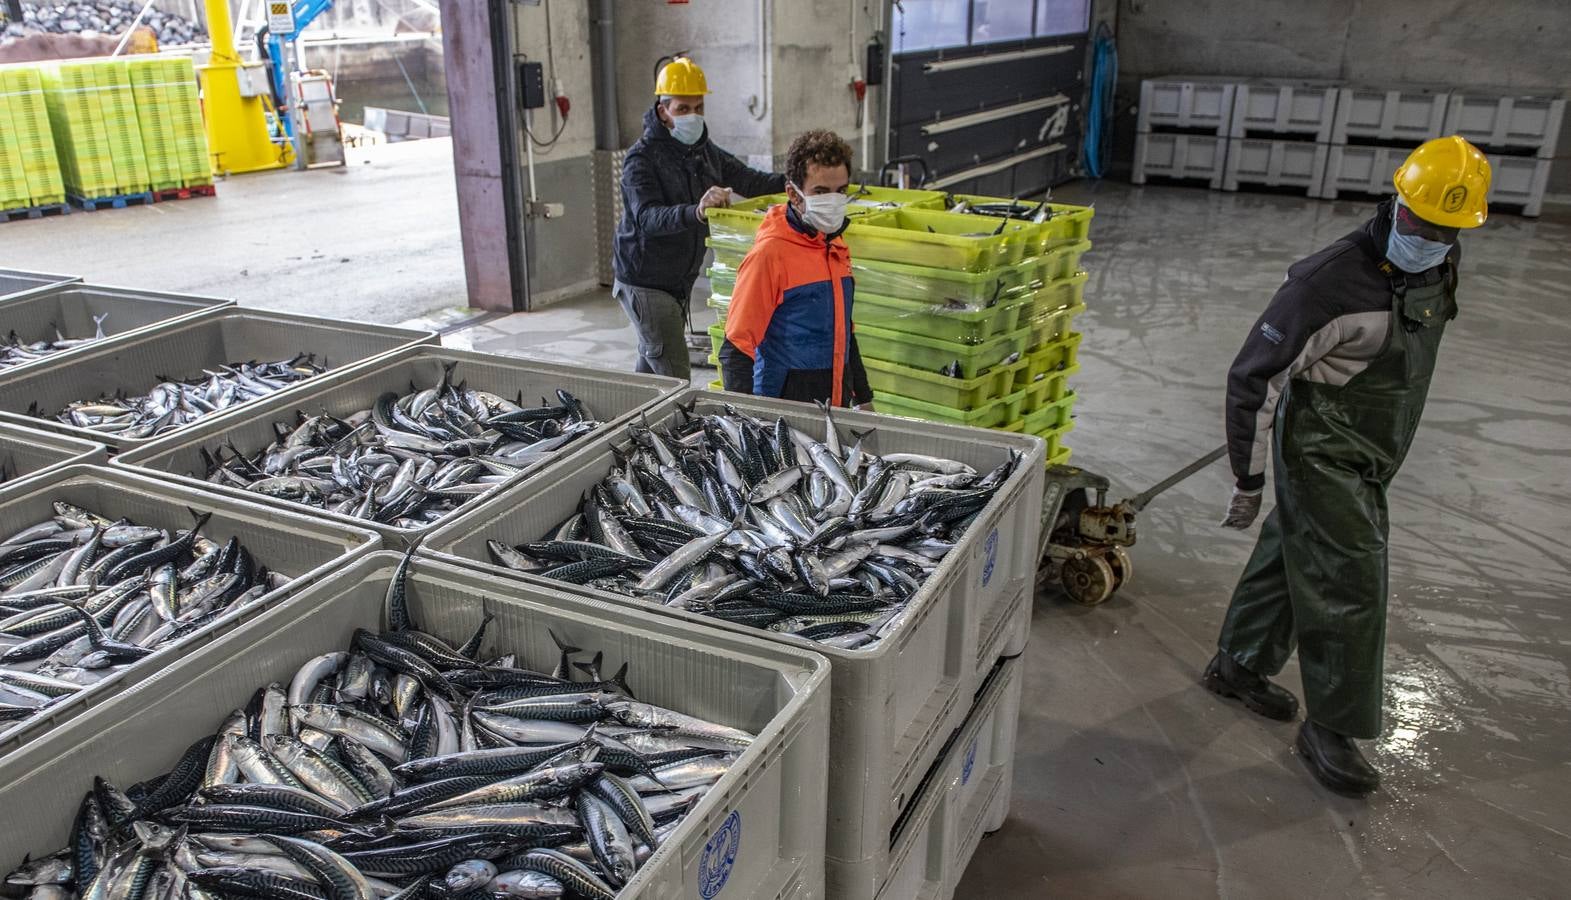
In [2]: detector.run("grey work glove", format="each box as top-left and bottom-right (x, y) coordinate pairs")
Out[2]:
(1220, 487), (1263, 529)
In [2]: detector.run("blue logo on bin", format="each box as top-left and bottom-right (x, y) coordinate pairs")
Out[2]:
(962, 738), (978, 786)
(981, 529), (999, 587)
(699, 810), (741, 898)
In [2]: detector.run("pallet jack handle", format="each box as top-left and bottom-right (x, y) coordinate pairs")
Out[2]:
(1124, 444), (1227, 514)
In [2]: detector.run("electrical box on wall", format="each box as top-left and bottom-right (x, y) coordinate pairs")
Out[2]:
(518, 61), (545, 110)
(865, 38), (885, 87)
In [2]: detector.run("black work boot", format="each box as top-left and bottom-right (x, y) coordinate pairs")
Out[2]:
(1200, 651), (1300, 721)
(1296, 720), (1380, 797)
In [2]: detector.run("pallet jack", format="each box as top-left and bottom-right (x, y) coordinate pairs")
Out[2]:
(1038, 445), (1227, 606)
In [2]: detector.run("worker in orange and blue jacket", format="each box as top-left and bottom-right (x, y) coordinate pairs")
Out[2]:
(719, 130), (874, 408)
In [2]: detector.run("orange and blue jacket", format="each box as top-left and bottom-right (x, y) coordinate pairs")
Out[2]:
(719, 204), (872, 407)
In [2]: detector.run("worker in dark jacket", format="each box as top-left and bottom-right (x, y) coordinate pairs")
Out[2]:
(719, 130), (872, 408)
(1203, 136), (1491, 797)
(612, 56), (785, 380)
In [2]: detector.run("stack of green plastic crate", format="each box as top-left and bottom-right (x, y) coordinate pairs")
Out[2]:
(131, 57), (212, 189)
(0, 66), (66, 213)
(40, 59), (150, 201)
(704, 189), (1091, 464)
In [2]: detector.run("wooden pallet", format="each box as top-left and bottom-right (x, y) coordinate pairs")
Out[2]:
(151, 184), (218, 202)
(0, 202), (71, 223)
(68, 191), (156, 211)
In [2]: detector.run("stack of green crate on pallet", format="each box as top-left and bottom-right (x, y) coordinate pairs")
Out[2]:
(152, 57), (212, 188)
(127, 58), (182, 191)
(40, 60), (149, 201)
(0, 66), (66, 213)
(703, 189), (1091, 464)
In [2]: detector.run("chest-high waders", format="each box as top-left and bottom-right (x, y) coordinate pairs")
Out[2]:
(1216, 234), (1457, 739)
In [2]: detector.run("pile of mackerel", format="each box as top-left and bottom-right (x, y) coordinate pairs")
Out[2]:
(199, 363), (604, 530)
(3, 556), (756, 900)
(0, 504), (285, 730)
(0, 314), (109, 373)
(40, 355), (328, 440)
(486, 402), (1019, 651)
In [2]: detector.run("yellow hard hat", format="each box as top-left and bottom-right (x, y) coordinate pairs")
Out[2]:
(654, 57), (709, 97)
(1392, 135), (1491, 229)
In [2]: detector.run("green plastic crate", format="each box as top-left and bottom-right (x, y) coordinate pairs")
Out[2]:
(0, 68), (64, 208)
(853, 321), (1029, 379)
(850, 255), (1043, 306)
(1026, 301), (1085, 351)
(703, 183), (942, 252)
(1048, 444), (1072, 466)
(1024, 271), (1089, 319)
(843, 208), (1038, 273)
(871, 385), (1029, 430)
(1023, 392), (1075, 435)
(853, 291), (1029, 344)
(1029, 239), (1092, 283)
(1036, 419), (1075, 461)
(943, 194), (1096, 251)
(1015, 332), (1081, 388)
(861, 355), (1020, 409)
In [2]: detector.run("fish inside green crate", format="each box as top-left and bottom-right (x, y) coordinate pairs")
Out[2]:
(1, 555), (756, 900)
(200, 362), (606, 530)
(484, 401), (1021, 651)
(41, 354), (328, 440)
(0, 503), (288, 731)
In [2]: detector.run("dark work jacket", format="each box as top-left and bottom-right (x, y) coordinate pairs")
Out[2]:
(719, 203), (873, 407)
(612, 106), (785, 302)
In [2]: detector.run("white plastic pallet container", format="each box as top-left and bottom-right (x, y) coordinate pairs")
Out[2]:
(1317, 144), (1408, 200)
(1131, 132), (1227, 188)
(1229, 80), (1340, 142)
(871, 656), (1023, 900)
(0, 306), (437, 450)
(0, 283), (233, 376)
(0, 465), (380, 759)
(0, 420), (105, 495)
(1444, 92), (1565, 157)
(0, 268), (77, 304)
(420, 390), (1045, 896)
(113, 346), (685, 548)
(0, 552), (833, 900)
(1136, 78), (1235, 134)
(1331, 87), (1449, 143)
(1487, 154), (1551, 217)
(1223, 137), (1330, 194)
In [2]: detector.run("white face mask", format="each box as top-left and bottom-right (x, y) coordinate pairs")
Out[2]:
(667, 113), (704, 145)
(792, 185), (849, 234)
(1386, 200), (1452, 273)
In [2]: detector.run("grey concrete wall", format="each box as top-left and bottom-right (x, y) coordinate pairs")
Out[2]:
(1115, 0), (1571, 192)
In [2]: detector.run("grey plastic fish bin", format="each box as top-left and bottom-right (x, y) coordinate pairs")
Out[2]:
(0, 283), (234, 377)
(0, 421), (106, 495)
(0, 552), (831, 900)
(0, 307), (437, 451)
(0, 268), (78, 305)
(419, 389), (1046, 897)
(0, 465), (381, 759)
(114, 346), (685, 548)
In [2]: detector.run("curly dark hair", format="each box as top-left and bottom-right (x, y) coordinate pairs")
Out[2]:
(786, 130), (854, 188)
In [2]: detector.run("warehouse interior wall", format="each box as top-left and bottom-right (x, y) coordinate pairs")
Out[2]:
(1110, 0), (1571, 194)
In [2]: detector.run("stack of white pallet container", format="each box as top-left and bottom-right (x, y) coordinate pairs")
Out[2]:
(1223, 78), (1339, 195)
(1443, 90), (1564, 217)
(1317, 85), (1451, 200)
(1131, 77), (1235, 188)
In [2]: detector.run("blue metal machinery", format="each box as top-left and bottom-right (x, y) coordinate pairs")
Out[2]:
(264, 0), (334, 137)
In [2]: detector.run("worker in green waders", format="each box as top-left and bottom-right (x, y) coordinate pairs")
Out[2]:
(1204, 136), (1492, 797)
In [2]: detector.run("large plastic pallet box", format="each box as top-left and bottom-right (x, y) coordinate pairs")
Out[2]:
(1131, 132), (1227, 188)
(0, 421), (105, 495)
(115, 346), (685, 548)
(0, 283), (232, 376)
(1136, 78), (1235, 134)
(0, 552), (832, 900)
(0, 268), (77, 304)
(878, 656), (1024, 900)
(0, 464), (379, 761)
(1487, 154), (1552, 217)
(1223, 137), (1329, 194)
(1229, 79), (1340, 142)
(844, 209), (1040, 273)
(1317, 144), (1409, 200)
(0, 67), (66, 207)
(0, 307), (437, 451)
(1443, 92), (1565, 157)
(420, 390), (1045, 896)
(1331, 86), (1449, 144)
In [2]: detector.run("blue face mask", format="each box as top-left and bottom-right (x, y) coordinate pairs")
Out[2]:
(1386, 203), (1451, 273)
(667, 113), (704, 146)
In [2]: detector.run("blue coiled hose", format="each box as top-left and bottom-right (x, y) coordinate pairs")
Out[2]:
(1083, 22), (1116, 180)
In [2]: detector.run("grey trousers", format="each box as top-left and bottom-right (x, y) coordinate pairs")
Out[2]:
(613, 280), (691, 380)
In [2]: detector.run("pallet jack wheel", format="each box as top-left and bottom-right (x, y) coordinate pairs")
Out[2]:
(1060, 553), (1117, 606)
(1108, 545), (1133, 590)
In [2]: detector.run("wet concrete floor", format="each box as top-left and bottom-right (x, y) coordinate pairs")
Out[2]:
(454, 182), (1571, 898)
